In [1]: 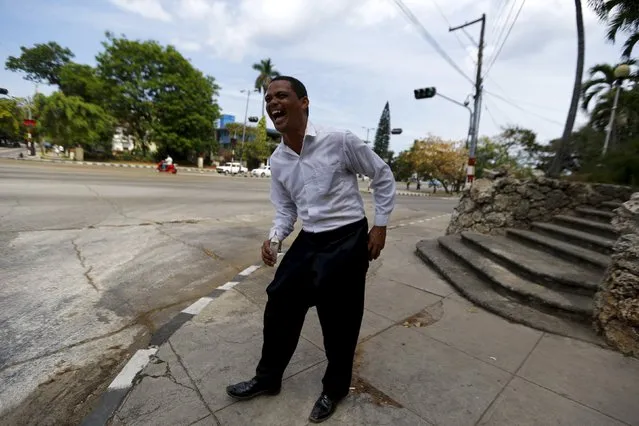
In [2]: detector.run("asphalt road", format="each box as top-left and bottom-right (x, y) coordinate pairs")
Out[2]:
(0, 158), (458, 423)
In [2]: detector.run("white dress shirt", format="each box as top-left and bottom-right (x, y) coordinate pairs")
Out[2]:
(269, 122), (396, 241)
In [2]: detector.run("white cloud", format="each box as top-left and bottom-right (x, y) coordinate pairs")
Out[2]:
(171, 39), (202, 52)
(110, 0), (172, 22)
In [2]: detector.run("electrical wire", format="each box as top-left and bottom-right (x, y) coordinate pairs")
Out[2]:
(428, 0), (477, 64)
(483, 0), (527, 79)
(390, 0), (475, 86)
(484, 102), (503, 130)
(485, 91), (564, 126)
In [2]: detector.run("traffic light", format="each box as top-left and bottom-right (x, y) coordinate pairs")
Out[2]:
(414, 87), (436, 99)
(248, 116), (259, 123)
(0, 88), (8, 96)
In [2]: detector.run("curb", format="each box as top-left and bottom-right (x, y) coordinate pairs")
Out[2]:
(80, 257), (280, 426)
(360, 188), (460, 199)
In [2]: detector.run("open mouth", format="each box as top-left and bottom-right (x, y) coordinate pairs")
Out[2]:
(271, 109), (287, 124)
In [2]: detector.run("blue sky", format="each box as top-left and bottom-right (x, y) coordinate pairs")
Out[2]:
(0, 0), (624, 153)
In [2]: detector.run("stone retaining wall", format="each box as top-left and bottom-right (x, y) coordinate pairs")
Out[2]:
(594, 193), (639, 357)
(446, 177), (633, 235)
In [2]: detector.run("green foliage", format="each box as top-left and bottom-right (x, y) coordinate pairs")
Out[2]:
(252, 58), (280, 116)
(96, 32), (220, 157)
(39, 92), (115, 151)
(59, 63), (109, 105)
(373, 101), (390, 161)
(0, 98), (24, 140)
(391, 151), (413, 181)
(498, 126), (543, 168)
(588, 0), (639, 57)
(474, 136), (518, 178)
(5, 42), (74, 85)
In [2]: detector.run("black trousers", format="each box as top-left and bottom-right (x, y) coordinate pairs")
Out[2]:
(255, 218), (369, 400)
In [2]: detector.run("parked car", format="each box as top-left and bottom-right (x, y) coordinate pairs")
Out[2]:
(251, 165), (271, 177)
(217, 162), (248, 175)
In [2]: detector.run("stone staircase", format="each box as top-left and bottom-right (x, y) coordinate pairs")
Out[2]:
(416, 201), (623, 345)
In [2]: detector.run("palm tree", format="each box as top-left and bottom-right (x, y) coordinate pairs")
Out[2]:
(548, 0), (585, 177)
(581, 60), (637, 111)
(252, 58), (280, 117)
(588, 0), (639, 57)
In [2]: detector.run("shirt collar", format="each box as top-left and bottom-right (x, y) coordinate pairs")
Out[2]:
(278, 121), (316, 156)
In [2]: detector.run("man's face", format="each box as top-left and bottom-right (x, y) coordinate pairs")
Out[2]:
(265, 80), (309, 133)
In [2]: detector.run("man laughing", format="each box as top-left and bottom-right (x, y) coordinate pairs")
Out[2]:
(226, 76), (396, 423)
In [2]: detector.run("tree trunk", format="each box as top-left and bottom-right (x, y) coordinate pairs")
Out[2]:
(548, 0), (585, 177)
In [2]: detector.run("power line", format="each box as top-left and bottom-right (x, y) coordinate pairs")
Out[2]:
(485, 98), (514, 125)
(484, 82), (565, 112)
(485, 102), (502, 130)
(490, 0), (512, 42)
(485, 90), (564, 126)
(483, 0), (527, 79)
(428, 0), (477, 65)
(390, 0), (475, 85)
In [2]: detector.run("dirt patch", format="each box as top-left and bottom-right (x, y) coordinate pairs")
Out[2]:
(401, 300), (444, 328)
(1, 328), (149, 426)
(351, 348), (402, 408)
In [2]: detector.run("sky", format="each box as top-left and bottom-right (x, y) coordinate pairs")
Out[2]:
(0, 0), (625, 153)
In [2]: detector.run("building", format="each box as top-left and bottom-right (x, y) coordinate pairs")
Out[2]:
(214, 114), (280, 148)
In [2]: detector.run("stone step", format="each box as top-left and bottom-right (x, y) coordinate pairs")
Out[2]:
(574, 207), (615, 223)
(506, 228), (610, 271)
(601, 201), (623, 211)
(531, 222), (615, 255)
(415, 239), (603, 346)
(552, 215), (618, 240)
(460, 232), (600, 295)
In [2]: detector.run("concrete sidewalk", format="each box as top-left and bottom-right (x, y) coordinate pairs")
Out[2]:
(91, 217), (638, 426)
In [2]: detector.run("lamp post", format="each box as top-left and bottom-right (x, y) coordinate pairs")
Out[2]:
(240, 89), (258, 167)
(602, 64), (631, 156)
(362, 127), (375, 144)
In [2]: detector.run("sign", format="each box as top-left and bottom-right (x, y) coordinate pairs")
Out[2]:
(23, 119), (36, 127)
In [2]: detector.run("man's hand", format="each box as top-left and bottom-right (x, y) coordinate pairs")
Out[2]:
(368, 226), (387, 261)
(261, 240), (278, 267)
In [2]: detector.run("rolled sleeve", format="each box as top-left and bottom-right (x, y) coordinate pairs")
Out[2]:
(269, 175), (297, 241)
(343, 131), (396, 227)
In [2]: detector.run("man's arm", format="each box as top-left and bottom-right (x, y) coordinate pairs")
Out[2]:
(268, 176), (297, 241)
(343, 131), (396, 227)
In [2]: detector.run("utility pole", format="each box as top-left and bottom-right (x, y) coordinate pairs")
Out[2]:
(240, 89), (255, 168)
(450, 13), (486, 185)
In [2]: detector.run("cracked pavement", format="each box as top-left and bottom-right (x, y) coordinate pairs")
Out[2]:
(0, 160), (458, 425)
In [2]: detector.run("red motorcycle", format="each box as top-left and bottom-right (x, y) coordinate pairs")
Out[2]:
(157, 161), (177, 174)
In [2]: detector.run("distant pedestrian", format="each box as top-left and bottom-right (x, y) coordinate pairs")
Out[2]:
(226, 76), (396, 423)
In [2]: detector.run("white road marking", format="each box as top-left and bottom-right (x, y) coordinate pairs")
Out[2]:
(108, 348), (158, 390)
(218, 281), (239, 290)
(182, 297), (214, 315)
(239, 265), (261, 276)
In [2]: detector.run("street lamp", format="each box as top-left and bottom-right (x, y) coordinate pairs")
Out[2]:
(602, 64), (631, 156)
(240, 89), (258, 168)
(361, 126), (375, 144)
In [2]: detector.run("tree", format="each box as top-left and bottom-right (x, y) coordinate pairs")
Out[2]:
(252, 58), (280, 117)
(58, 63), (109, 105)
(391, 150), (414, 182)
(96, 33), (220, 157)
(548, 0), (585, 178)
(581, 61), (638, 111)
(244, 116), (272, 168)
(39, 92), (116, 151)
(373, 102), (391, 161)
(589, 0), (639, 57)
(0, 98), (24, 141)
(407, 136), (468, 193)
(498, 126), (543, 167)
(474, 136), (518, 178)
(5, 42), (75, 86)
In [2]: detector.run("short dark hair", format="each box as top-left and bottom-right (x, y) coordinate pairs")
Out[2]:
(270, 76), (309, 116)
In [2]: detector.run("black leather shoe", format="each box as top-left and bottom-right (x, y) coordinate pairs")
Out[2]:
(308, 394), (342, 423)
(226, 378), (281, 400)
